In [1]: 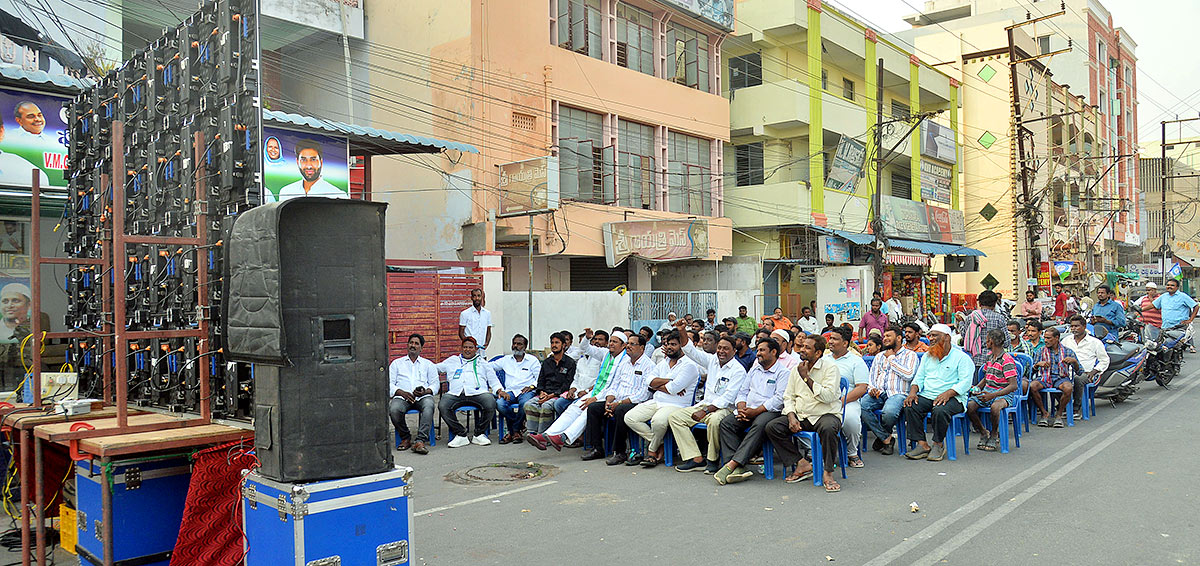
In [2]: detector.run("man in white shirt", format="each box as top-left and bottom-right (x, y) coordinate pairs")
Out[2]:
(436, 337), (503, 448)
(885, 295), (904, 320)
(773, 329), (800, 370)
(494, 334), (541, 444)
(623, 330), (701, 467)
(558, 330), (604, 415)
(264, 139), (349, 202)
(670, 327), (748, 473)
(458, 288), (493, 354)
(1060, 314), (1109, 419)
(387, 333), (440, 454)
(825, 326), (870, 468)
(713, 336), (791, 485)
(659, 312), (679, 334)
(796, 307), (820, 335)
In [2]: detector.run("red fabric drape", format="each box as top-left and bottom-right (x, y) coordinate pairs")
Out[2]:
(170, 440), (256, 566)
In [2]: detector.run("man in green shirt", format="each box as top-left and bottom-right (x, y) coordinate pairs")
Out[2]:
(735, 305), (758, 336)
(903, 324), (974, 462)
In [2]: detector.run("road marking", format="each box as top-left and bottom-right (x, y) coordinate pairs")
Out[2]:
(413, 480), (557, 516)
(865, 368), (1200, 566)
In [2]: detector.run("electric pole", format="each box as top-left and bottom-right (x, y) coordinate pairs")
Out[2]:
(873, 58), (885, 280)
(1158, 116), (1200, 284)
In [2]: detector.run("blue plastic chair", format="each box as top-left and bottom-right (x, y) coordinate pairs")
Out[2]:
(897, 407), (970, 460)
(920, 337), (931, 345)
(1082, 381), (1097, 420)
(1010, 353), (1033, 432)
(395, 408), (436, 448)
(788, 377), (851, 485)
(972, 367), (1022, 453)
(862, 355), (875, 370)
(445, 403), (497, 442)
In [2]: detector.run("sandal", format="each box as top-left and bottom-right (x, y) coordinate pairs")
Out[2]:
(848, 456), (865, 468)
(1052, 417), (1064, 428)
(980, 437), (997, 452)
(977, 434), (990, 450)
(1037, 416), (1050, 428)
(640, 456), (660, 469)
(785, 469), (814, 484)
(825, 479), (842, 493)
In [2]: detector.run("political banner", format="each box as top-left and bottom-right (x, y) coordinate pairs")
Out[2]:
(262, 127), (349, 203)
(0, 89), (69, 189)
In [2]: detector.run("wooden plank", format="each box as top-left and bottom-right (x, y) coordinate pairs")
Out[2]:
(34, 413), (190, 441)
(4, 407), (136, 429)
(79, 424), (253, 457)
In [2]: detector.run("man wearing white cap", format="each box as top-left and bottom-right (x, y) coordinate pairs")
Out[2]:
(659, 312), (678, 334)
(903, 323), (974, 462)
(772, 328), (800, 370)
(1138, 282), (1162, 340)
(527, 330), (634, 453)
(0, 283), (31, 342)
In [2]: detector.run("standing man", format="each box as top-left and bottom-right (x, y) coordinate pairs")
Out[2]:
(1060, 315), (1108, 421)
(436, 337), (502, 448)
(1090, 285), (1126, 340)
(494, 334), (541, 444)
(859, 298), (889, 340)
(966, 329), (1021, 451)
(884, 293), (904, 321)
(765, 334), (843, 491)
(265, 139), (348, 202)
(796, 307), (820, 335)
(387, 333), (439, 454)
(1064, 290), (1081, 318)
(1138, 282), (1163, 340)
(903, 324), (974, 462)
(861, 326), (919, 455)
(962, 290), (1008, 375)
(902, 322), (929, 353)
(1053, 283), (1068, 319)
(624, 329), (700, 467)
(712, 337), (790, 485)
(522, 332), (577, 435)
(1154, 279), (1199, 353)
(733, 332), (755, 371)
(670, 330), (749, 473)
(459, 288), (493, 355)
(822, 314), (837, 335)
(1029, 327), (1080, 427)
(824, 326), (869, 468)
(1019, 290), (1043, 319)
(703, 309), (718, 331)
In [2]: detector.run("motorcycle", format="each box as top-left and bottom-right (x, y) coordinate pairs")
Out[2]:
(1145, 322), (1193, 387)
(1091, 313), (1148, 403)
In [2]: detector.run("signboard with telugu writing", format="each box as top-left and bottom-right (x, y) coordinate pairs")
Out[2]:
(602, 219), (709, 267)
(497, 156), (560, 217)
(827, 135), (866, 194)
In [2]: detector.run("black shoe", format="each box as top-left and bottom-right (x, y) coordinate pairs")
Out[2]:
(880, 440), (895, 456)
(872, 437), (885, 452)
(675, 459), (706, 472)
(605, 452), (627, 466)
(580, 449), (604, 461)
(625, 452), (644, 466)
(565, 439), (583, 449)
(703, 460), (722, 474)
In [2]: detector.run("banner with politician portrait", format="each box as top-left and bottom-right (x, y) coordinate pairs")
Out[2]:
(262, 127), (350, 203)
(0, 89), (69, 189)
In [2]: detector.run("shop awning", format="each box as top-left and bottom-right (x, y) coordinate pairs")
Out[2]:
(1174, 252), (1200, 268)
(263, 110), (479, 156)
(825, 229), (875, 246)
(890, 239), (987, 257)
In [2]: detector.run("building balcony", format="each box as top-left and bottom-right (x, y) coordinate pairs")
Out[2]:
(730, 81), (867, 140)
(724, 178), (870, 232)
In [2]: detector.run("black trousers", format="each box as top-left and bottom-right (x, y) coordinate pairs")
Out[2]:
(904, 396), (965, 444)
(585, 402), (637, 454)
(765, 413), (841, 472)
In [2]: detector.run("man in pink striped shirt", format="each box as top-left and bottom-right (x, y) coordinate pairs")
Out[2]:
(1138, 282), (1163, 339)
(966, 329), (1021, 452)
(859, 298), (889, 339)
(860, 326), (919, 455)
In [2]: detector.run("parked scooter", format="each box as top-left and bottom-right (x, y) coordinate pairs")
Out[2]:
(1092, 313), (1148, 403)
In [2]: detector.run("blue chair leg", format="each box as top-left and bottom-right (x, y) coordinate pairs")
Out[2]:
(897, 409), (908, 456)
(810, 434), (824, 486)
(996, 412), (1009, 454)
(838, 435), (849, 479)
(664, 432), (675, 467)
(763, 443), (775, 480)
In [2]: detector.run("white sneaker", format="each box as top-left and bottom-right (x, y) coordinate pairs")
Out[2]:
(471, 434), (491, 446)
(447, 435), (470, 448)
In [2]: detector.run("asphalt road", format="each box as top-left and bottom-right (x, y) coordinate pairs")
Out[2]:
(17, 356), (1200, 565)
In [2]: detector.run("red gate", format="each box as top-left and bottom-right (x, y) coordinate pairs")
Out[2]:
(386, 260), (482, 363)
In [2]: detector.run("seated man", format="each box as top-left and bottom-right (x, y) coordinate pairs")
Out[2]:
(436, 337), (503, 448)
(1030, 327), (1082, 427)
(1060, 314), (1109, 420)
(966, 329), (1021, 451)
(712, 337), (790, 485)
(824, 326), (869, 468)
(387, 333), (439, 454)
(902, 322), (929, 353)
(556, 331), (606, 417)
(765, 334), (843, 491)
(903, 324), (974, 462)
(522, 332), (577, 435)
(1007, 320), (1023, 352)
(1017, 320), (1045, 394)
(623, 329), (700, 467)
(670, 328), (749, 473)
(861, 326), (920, 455)
(494, 334), (541, 444)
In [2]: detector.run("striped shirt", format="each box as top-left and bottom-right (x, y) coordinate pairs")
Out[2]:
(1139, 295), (1162, 329)
(867, 347), (920, 397)
(979, 352), (1019, 394)
(1036, 344), (1079, 385)
(963, 307), (1009, 366)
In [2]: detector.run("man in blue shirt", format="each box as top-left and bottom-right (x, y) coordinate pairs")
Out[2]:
(1089, 285), (1126, 340)
(903, 324), (974, 462)
(1154, 279), (1198, 352)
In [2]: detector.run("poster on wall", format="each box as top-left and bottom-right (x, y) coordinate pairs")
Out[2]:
(0, 89), (69, 189)
(0, 217), (35, 345)
(262, 127), (350, 203)
(920, 120), (957, 164)
(919, 159), (952, 204)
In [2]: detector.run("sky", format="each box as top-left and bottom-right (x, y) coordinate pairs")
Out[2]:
(829, 0), (1200, 145)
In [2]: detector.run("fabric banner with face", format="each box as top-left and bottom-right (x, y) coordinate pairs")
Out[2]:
(262, 127), (350, 203)
(0, 89), (69, 189)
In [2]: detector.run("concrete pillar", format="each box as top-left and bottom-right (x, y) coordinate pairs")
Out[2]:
(628, 258), (652, 290)
(474, 251), (505, 343)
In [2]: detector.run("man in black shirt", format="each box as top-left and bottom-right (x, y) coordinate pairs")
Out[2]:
(523, 332), (577, 435)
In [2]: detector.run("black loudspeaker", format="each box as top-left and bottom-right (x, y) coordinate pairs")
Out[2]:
(943, 256), (980, 272)
(224, 198), (392, 482)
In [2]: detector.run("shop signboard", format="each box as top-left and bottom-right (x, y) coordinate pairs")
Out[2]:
(1038, 262), (1052, 288)
(826, 135), (866, 194)
(0, 88), (70, 190)
(919, 120), (957, 164)
(919, 159), (952, 204)
(497, 156), (560, 217)
(659, 0), (734, 30)
(262, 127), (350, 202)
(818, 236), (850, 264)
(602, 219), (709, 267)
(881, 196), (966, 244)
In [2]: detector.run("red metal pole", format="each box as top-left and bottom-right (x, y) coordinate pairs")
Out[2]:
(100, 173), (112, 405)
(30, 171), (41, 408)
(19, 429), (30, 566)
(194, 131), (211, 421)
(33, 437), (44, 565)
(112, 121), (127, 429)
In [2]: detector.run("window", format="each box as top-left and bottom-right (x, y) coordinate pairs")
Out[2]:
(1099, 89), (1106, 115)
(1037, 35), (1051, 55)
(615, 3), (654, 75)
(558, 105), (612, 203)
(890, 170), (911, 200)
(1069, 182), (1080, 208)
(734, 142), (764, 186)
(729, 53), (762, 89)
(843, 78), (855, 101)
(511, 112), (536, 132)
(556, 0), (602, 60)
(665, 23), (710, 91)
(891, 100), (910, 120)
(668, 131), (713, 215)
(821, 69), (828, 90)
(617, 119), (656, 209)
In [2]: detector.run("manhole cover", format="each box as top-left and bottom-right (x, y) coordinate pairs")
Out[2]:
(445, 462), (559, 485)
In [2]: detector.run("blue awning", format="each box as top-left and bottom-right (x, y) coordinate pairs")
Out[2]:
(263, 109), (479, 156)
(890, 239), (987, 257)
(831, 229), (876, 246)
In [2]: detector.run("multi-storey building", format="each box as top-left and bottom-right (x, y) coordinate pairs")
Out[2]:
(1139, 142), (1200, 271)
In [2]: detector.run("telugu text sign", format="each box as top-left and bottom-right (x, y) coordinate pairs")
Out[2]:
(603, 219), (709, 267)
(498, 156), (560, 217)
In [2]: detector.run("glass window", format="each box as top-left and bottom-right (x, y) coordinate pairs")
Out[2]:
(615, 3), (654, 76)
(729, 53), (762, 89)
(1037, 35), (1051, 55)
(843, 78), (855, 101)
(558, 105), (611, 203)
(665, 23), (710, 92)
(821, 69), (828, 91)
(617, 119), (656, 209)
(891, 100), (910, 120)
(734, 143), (764, 187)
(556, 0), (602, 60)
(668, 131), (713, 215)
